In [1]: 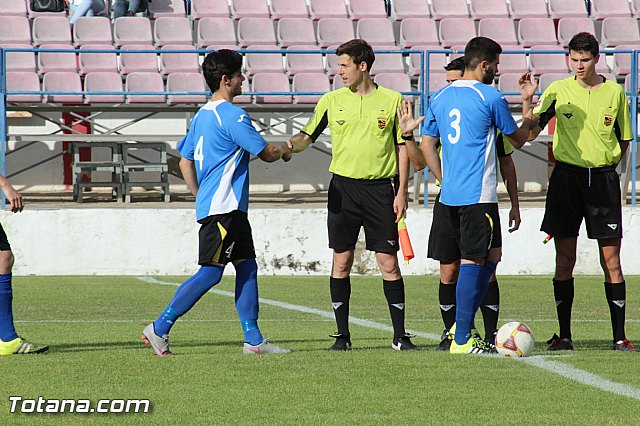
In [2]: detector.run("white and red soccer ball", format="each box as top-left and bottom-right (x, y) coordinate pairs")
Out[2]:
(495, 322), (535, 357)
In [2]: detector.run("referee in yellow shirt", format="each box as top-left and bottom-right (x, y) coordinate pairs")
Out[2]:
(287, 39), (416, 351)
(523, 32), (636, 351)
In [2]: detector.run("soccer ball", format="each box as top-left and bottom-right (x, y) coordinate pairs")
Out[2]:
(495, 322), (535, 357)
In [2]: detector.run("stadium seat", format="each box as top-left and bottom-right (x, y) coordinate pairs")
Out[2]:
(32, 16), (72, 47)
(0, 16), (31, 45)
(547, 0), (588, 19)
(6, 71), (41, 103)
(38, 43), (77, 74)
(529, 45), (569, 75)
(196, 18), (237, 48)
(308, 0), (348, 19)
(73, 17), (113, 47)
(230, 0), (270, 19)
(469, 0), (509, 19)
(148, 0), (187, 18)
(424, 73), (448, 92)
(518, 18), (558, 47)
(166, 72), (208, 104)
(153, 17), (193, 47)
(84, 72), (125, 103)
(347, 0), (387, 20)
(634, 0), (640, 17)
(0, 0), (27, 17)
(277, 18), (316, 47)
(508, 0), (548, 19)
(202, 43), (239, 52)
(497, 45), (529, 74)
(237, 17), (277, 47)
(316, 18), (355, 48)
(613, 44), (640, 76)
(478, 18), (518, 45)
(430, 0), (469, 20)
(539, 72), (573, 92)
(399, 18), (439, 48)
(27, 0), (66, 18)
(113, 17), (153, 48)
(438, 18), (476, 48)
(2, 44), (36, 73)
(449, 44), (466, 60)
(332, 74), (345, 90)
(390, 0), (430, 21)
(125, 72), (166, 103)
(235, 78), (251, 103)
(292, 72), (330, 103)
(190, 0), (230, 19)
(285, 45), (324, 75)
(79, 44), (118, 75)
(43, 71), (83, 103)
(408, 44), (444, 76)
(374, 72), (414, 102)
(591, 0), (632, 20)
(245, 45), (284, 75)
(269, 0), (309, 19)
(602, 17), (640, 47)
(596, 53), (612, 74)
(498, 73), (527, 104)
(160, 44), (200, 75)
(120, 44), (159, 75)
(557, 18), (596, 48)
(325, 45), (340, 75)
(252, 72), (292, 103)
(356, 18), (396, 47)
(369, 47), (406, 75)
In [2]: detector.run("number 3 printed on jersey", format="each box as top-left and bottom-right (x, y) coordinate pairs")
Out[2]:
(448, 108), (461, 144)
(194, 136), (204, 170)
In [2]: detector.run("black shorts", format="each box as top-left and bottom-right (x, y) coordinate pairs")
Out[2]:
(541, 161), (622, 239)
(327, 174), (399, 253)
(427, 192), (459, 262)
(433, 202), (502, 260)
(197, 210), (255, 265)
(0, 223), (10, 251)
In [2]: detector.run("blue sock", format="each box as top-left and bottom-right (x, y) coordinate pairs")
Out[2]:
(454, 264), (482, 345)
(153, 265), (224, 336)
(234, 259), (263, 345)
(473, 261), (497, 313)
(0, 273), (18, 341)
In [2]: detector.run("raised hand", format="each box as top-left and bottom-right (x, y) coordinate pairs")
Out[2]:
(396, 101), (425, 136)
(519, 73), (537, 102)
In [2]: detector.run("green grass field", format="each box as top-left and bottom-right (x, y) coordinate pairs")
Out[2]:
(2, 275), (640, 425)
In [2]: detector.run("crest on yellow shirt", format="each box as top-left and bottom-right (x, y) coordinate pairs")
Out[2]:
(377, 116), (387, 129)
(603, 113), (613, 127)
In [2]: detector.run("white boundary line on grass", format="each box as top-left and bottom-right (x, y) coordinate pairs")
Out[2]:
(137, 276), (640, 401)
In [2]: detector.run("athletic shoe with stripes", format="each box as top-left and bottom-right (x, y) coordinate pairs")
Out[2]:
(243, 339), (291, 354)
(392, 333), (418, 351)
(141, 323), (172, 357)
(612, 339), (638, 351)
(0, 337), (49, 356)
(328, 333), (352, 351)
(449, 335), (492, 355)
(546, 333), (574, 351)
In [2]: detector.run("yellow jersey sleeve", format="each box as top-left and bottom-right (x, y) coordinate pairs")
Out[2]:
(616, 89), (633, 141)
(533, 81), (557, 116)
(302, 93), (330, 141)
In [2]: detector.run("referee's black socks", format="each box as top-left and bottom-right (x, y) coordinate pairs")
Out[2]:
(553, 278), (574, 340)
(330, 277), (351, 336)
(604, 281), (626, 342)
(383, 278), (406, 338)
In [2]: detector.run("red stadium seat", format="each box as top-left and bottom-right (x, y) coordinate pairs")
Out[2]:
(277, 18), (317, 47)
(237, 17), (277, 47)
(316, 18), (355, 48)
(356, 18), (396, 47)
(190, 0), (230, 19)
(308, 0), (347, 20)
(591, 0), (632, 20)
(292, 72), (330, 103)
(84, 72), (125, 103)
(196, 17), (237, 48)
(430, 0), (469, 20)
(518, 18), (559, 47)
(73, 16), (113, 47)
(43, 71), (83, 103)
(32, 16), (72, 47)
(469, 0), (509, 20)
(508, 0), (549, 19)
(438, 18), (476, 48)
(230, 0), (270, 19)
(125, 72), (166, 103)
(160, 44), (200, 75)
(148, 0), (187, 18)
(166, 72), (208, 104)
(6, 71), (41, 103)
(478, 18), (518, 45)
(399, 18), (439, 48)
(390, 0), (430, 21)
(252, 72), (292, 103)
(347, 0), (387, 20)
(114, 17), (153, 48)
(79, 44), (118, 75)
(269, 0), (309, 19)
(245, 45), (284, 76)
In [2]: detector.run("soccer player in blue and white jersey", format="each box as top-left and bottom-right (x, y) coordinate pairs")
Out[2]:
(398, 37), (536, 354)
(142, 50), (292, 356)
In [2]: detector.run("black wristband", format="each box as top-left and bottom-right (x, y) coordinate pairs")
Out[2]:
(401, 134), (414, 141)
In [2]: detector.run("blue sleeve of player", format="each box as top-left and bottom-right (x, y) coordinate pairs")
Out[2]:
(491, 94), (518, 136)
(421, 104), (440, 138)
(226, 110), (268, 156)
(177, 133), (194, 160)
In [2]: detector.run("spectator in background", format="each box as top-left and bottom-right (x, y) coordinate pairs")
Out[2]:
(69, 0), (106, 25)
(114, 0), (149, 18)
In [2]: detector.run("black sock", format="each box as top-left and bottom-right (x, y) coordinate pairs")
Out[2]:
(480, 280), (500, 340)
(605, 281), (626, 342)
(438, 281), (457, 331)
(383, 278), (406, 338)
(330, 277), (350, 336)
(553, 278), (574, 340)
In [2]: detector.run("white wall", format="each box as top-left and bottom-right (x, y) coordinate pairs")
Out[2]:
(2, 206), (640, 276)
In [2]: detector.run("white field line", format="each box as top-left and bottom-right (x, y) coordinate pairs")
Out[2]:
(137, 276), (640, 401)
(16, 318), (640, 324)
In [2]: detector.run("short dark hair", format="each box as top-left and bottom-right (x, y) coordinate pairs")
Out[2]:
(568, 32), (599, 57)
(464, 37), (502, 69)
(202, 49), (243, 93)
(336, 39), (375, 72)
(444, 57), (465, 72)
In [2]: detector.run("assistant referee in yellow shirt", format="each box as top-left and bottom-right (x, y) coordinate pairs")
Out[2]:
(523, 32), (636, 351)
(287, 39), (416, 351)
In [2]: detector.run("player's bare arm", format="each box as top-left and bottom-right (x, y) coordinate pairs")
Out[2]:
(498, 155), (521, 232)
(179, 157), (199, 196)
(397, 101), (426, 170)
(504, 73), (539, 148)
(420, 135), (442, 182)
(286, 132), (313, 154)
(0, 175), (23, 213)
(258, 143), (292, 163)
(519, 72), (543, 141)
(394, 144), (410, 222)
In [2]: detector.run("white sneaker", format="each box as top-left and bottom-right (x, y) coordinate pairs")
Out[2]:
(243, 339), (291, 354)
(141, 323), (172, 357)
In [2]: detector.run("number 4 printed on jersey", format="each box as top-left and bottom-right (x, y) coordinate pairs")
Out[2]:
(194, 136), (204, 170)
